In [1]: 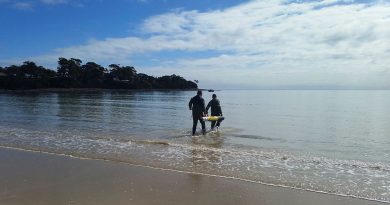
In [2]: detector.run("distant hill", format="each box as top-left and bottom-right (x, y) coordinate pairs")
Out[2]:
(0, 58), (198, 90)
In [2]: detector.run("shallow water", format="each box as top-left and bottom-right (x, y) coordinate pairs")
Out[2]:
(1, 90), (390, 202)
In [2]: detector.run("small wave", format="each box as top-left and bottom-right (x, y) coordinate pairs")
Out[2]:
(231, 134), (274, 140)
(130, 139), (170, 146)
(0, 145), (388, 204)
(1, 126), (390, 202)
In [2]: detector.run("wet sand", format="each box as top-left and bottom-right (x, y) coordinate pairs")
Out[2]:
(0, 147), (386, 205)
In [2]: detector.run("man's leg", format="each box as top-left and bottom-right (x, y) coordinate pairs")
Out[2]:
(211, 121), (216, 130)
(200, 118), (206, 135)
(192, 115), (198, 135)
(216, 119), (222, 127)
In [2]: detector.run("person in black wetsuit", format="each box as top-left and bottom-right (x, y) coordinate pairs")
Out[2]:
(206, 94), (223, 130)
(188, 90), (206, 135)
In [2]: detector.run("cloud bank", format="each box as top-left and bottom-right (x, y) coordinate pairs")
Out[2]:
(3, 0), (390, 89)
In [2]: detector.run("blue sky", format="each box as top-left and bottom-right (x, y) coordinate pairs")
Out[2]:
(0, 0), (240, 59)
(1, 0), (390, 89)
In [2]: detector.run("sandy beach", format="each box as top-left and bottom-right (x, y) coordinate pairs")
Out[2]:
(0, 147), (386, 205)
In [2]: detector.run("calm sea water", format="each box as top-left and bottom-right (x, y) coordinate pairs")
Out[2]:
(1, 90), (390, 202)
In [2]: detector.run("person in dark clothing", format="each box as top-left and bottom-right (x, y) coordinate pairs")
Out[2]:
(206, 94), (223, 130)
(188, 90), (206, 135)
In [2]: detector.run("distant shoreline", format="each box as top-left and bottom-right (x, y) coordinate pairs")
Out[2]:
(0, 88), (198, 92)
(0, 58), (198, 90)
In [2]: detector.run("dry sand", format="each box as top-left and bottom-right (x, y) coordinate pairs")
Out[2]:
(0, 147), (386, 205)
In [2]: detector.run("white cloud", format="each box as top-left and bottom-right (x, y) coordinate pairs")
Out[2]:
(12, 2), (34, 10)
(1, 0), (74, 10)
(40, 0), (69, 5)
(3, 0), (390, 88)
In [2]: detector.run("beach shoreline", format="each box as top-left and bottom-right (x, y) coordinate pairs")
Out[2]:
(0, 147), (386, 205)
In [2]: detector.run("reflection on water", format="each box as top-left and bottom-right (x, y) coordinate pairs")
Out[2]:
(1, 90), (390, 162)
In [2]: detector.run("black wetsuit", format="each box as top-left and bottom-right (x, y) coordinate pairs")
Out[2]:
(206, 98), (223, 129)
(188, 95), (206, 135)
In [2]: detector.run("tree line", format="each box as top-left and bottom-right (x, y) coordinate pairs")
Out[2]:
(0, 58), (198, 90)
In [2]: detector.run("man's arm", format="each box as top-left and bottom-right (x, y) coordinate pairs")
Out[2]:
(217, 100), (223, 116)
(188, 97), (193, 110)
(206, 101), (211, 113)
(201, 99), (206, 114)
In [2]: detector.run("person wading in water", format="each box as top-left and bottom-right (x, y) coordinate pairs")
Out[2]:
(206, 94), (223, 130)
(188, 90), (206, 135)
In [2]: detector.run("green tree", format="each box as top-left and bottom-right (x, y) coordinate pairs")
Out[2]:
(4, 65), (22, 78)
(109, 64), (137, 81)
(57, 58), (83, 80)
(20, 61), (51, 79)
(81, 62), (105, 85)
(0, 66), (5, 77)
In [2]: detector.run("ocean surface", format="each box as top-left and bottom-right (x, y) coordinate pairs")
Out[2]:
(1, 90), (390, 202)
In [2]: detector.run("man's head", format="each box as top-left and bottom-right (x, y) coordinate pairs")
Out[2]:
(197, 90), (202, 96)
(212, 94), (217, 99)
